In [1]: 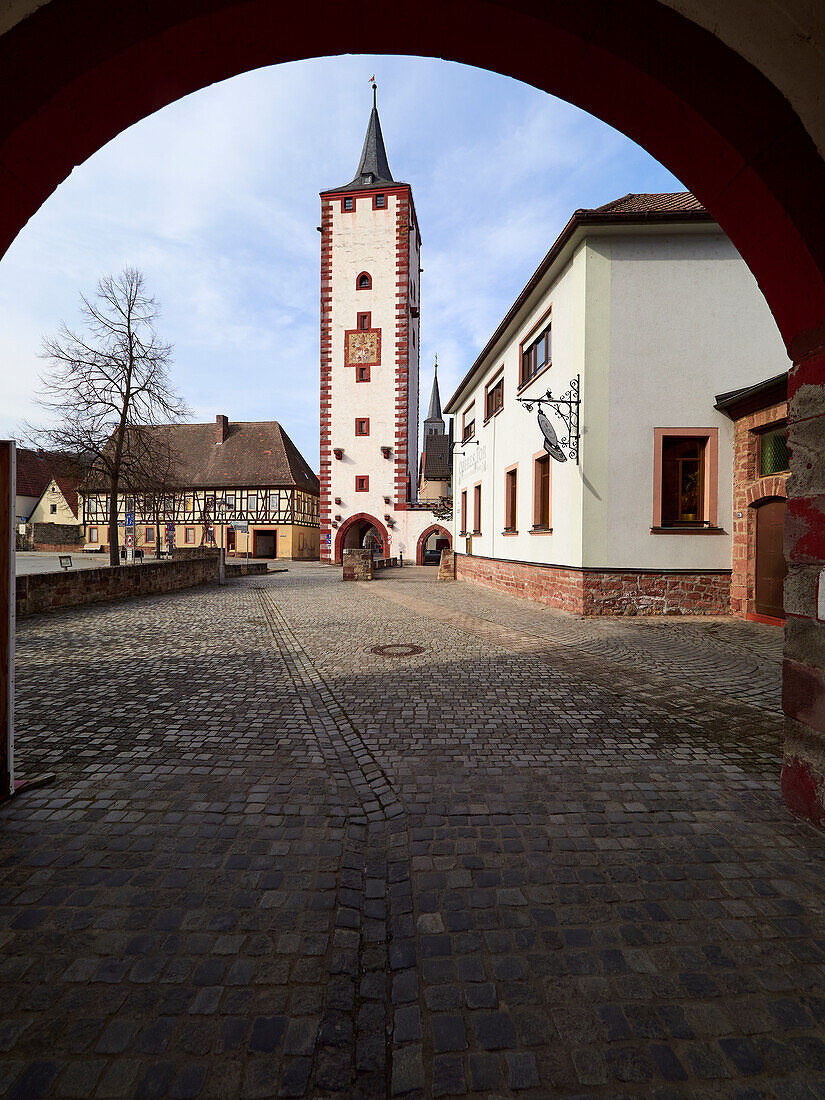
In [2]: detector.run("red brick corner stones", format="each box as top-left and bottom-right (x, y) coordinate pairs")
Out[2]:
(455, 554), (730, 616)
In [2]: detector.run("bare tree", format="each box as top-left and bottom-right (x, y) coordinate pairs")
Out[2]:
(28, 268), (190, 566)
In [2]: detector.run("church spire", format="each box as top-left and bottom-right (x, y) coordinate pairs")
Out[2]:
(335, 85), (395, 192)
(424, 359), (445, 435)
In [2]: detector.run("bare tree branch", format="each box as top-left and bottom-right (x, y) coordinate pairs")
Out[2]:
(24, 267), (190, 566)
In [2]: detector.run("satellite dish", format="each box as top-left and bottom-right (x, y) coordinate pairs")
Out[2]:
(537, 409), (567, 462)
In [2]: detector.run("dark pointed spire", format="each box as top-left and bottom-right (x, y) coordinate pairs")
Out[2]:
(424, 360), (445, 436)
(329, 86), (395, 193)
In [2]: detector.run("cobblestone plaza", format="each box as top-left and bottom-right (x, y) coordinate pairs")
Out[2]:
(2, 563), (824, 1098)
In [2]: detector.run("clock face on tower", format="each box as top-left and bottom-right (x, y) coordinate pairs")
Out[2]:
(345, 329), (382, 366)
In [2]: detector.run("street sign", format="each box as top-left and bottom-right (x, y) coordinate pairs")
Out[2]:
(125, 533), (133, 548)
(231, 521), (248, 533)
(125, 512), (134, 527)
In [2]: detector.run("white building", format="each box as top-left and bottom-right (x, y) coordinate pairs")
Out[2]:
(444, 193), (789, 615)
(319, 90), (451, 566)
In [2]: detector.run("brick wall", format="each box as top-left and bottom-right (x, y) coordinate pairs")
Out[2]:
(456, 554), (730, 616)
(730, 398), (788, 618)
(16, 556), (220, 619)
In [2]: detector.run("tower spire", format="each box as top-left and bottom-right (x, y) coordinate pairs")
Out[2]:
(332, 87), (395, 192)
(425, 359), (444, 433)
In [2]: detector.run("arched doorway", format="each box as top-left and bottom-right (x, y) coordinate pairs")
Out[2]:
(333, 513), (389, 565)
(417, 524), (452, 565)
(0, 1), (824, 820)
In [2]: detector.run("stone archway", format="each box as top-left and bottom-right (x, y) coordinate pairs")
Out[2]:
(333, 513), (389, 565)
(416, 524), (451, 565)
(0, 0), (824, 820)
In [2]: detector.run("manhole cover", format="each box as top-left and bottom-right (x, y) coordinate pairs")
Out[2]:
(370, 643), (426, 657)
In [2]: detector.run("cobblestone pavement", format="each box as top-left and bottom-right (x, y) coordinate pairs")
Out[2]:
(2, 561), (824, 1100)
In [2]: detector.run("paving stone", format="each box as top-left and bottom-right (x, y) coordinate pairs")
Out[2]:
(2, 562), (818, 1099)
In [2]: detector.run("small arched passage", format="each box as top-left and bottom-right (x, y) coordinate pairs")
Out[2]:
(334, 513), (389, 565)
(416, 524), (452, 565)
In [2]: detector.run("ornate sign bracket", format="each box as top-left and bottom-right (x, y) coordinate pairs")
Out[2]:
(517, 375), (580, 464)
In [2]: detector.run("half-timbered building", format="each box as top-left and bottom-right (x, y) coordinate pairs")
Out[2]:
(81, 415), (320, 560)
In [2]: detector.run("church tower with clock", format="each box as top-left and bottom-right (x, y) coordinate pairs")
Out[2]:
(319, 87), (425, 563)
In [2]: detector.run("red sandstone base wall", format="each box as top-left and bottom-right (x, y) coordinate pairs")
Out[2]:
(456, 554), (731, 616)
(16, 556), (220, 618)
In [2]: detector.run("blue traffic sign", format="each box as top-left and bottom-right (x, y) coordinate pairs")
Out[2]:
(125, 512), (134, 527)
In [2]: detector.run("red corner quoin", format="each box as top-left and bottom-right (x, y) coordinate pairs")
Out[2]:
(0, 0), (824, 821)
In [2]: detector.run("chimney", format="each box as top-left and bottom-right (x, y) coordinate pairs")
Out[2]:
(216, 414), (229, 444)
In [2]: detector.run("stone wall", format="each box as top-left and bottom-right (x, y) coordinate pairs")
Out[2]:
(17, 522), (84, 553)
(438, 549), (456, 581)
(16, 556), (220, 619)
(225, 562), (268, 578)
(456, 553), (731, 616)
(342, 548), (372, 581)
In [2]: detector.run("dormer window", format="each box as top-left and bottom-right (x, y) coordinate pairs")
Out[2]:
(361, 173), (374, 184)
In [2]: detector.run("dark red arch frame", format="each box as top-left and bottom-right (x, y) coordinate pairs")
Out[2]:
(356, 271), (372, 291)
(333, 512), (389, 565)
(416, 524), (452, 565)
(0, 0), (824, 822)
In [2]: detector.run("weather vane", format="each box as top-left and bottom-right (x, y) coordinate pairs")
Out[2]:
(517, 375), (580, 464)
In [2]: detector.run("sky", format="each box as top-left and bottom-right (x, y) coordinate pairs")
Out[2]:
(0, 54), (683, 469)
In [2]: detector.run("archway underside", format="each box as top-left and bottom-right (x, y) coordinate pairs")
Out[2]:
(1, 0), (823, 823)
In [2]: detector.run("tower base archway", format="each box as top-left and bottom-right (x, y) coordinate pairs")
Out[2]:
(334, 513), (389, 565)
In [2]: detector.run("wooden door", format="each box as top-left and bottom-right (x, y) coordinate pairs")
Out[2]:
(755, 499), (786, 619)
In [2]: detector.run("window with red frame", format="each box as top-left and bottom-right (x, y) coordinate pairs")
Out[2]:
(357, 366), (370, 382)
(460, 490), (467, 534)
(185, 527), (196, 544)
(355, 418), (370, 436)
(473, 483), (482, 534)
(357, 272), (372, 290)
(357, 312), (371, 331)
(356, 476), (369, 492)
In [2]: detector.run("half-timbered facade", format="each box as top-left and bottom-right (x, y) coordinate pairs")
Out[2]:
(81, 415), (320, 560)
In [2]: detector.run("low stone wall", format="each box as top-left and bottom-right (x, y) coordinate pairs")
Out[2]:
(16, 556), (220, 619)
(456, 553), (731, 616)
(225, 562), (268, 577)
(342, 548), (372, 581)
(17, 522), (84, 553)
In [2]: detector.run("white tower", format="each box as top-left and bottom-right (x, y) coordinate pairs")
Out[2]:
(319, 87), (421, 562)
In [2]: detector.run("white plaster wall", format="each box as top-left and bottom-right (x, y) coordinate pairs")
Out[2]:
(407, 223), (421, 496)
(329, 191), (400, 535)
(603, 229), (789, 569)
(451, 246), (585, 567)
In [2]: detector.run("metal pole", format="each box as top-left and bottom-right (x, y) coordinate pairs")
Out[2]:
(219, 520), (225, 586)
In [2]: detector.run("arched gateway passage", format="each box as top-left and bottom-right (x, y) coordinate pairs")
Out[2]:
(1, 1), (824, 822)
(334, 513), (389, 565)
(417, 524), (452, 565)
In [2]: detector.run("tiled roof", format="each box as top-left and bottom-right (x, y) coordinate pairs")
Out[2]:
(422, 435), (451, 480)
(15, 448), (52, 498)
(52, 475), (80, 519)
(84, 419), (319, 495)
(588, 192), (705, 215)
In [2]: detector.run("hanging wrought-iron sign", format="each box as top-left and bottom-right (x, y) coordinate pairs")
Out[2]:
(517, 375), (580, 463)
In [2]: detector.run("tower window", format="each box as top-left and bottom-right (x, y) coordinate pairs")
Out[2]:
(343, 197), (354, 211)
(355, 418), (370, 436)
(356, 475), (369, 492)
(357, 272), (372, 290)
(374, 193), (386, 209)
(357, 366), (370, 382)
(361, 173), (374, 184)
(357, 312), (371, 331)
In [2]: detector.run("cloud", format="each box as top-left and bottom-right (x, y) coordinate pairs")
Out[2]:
(0, 55), (682, 465)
